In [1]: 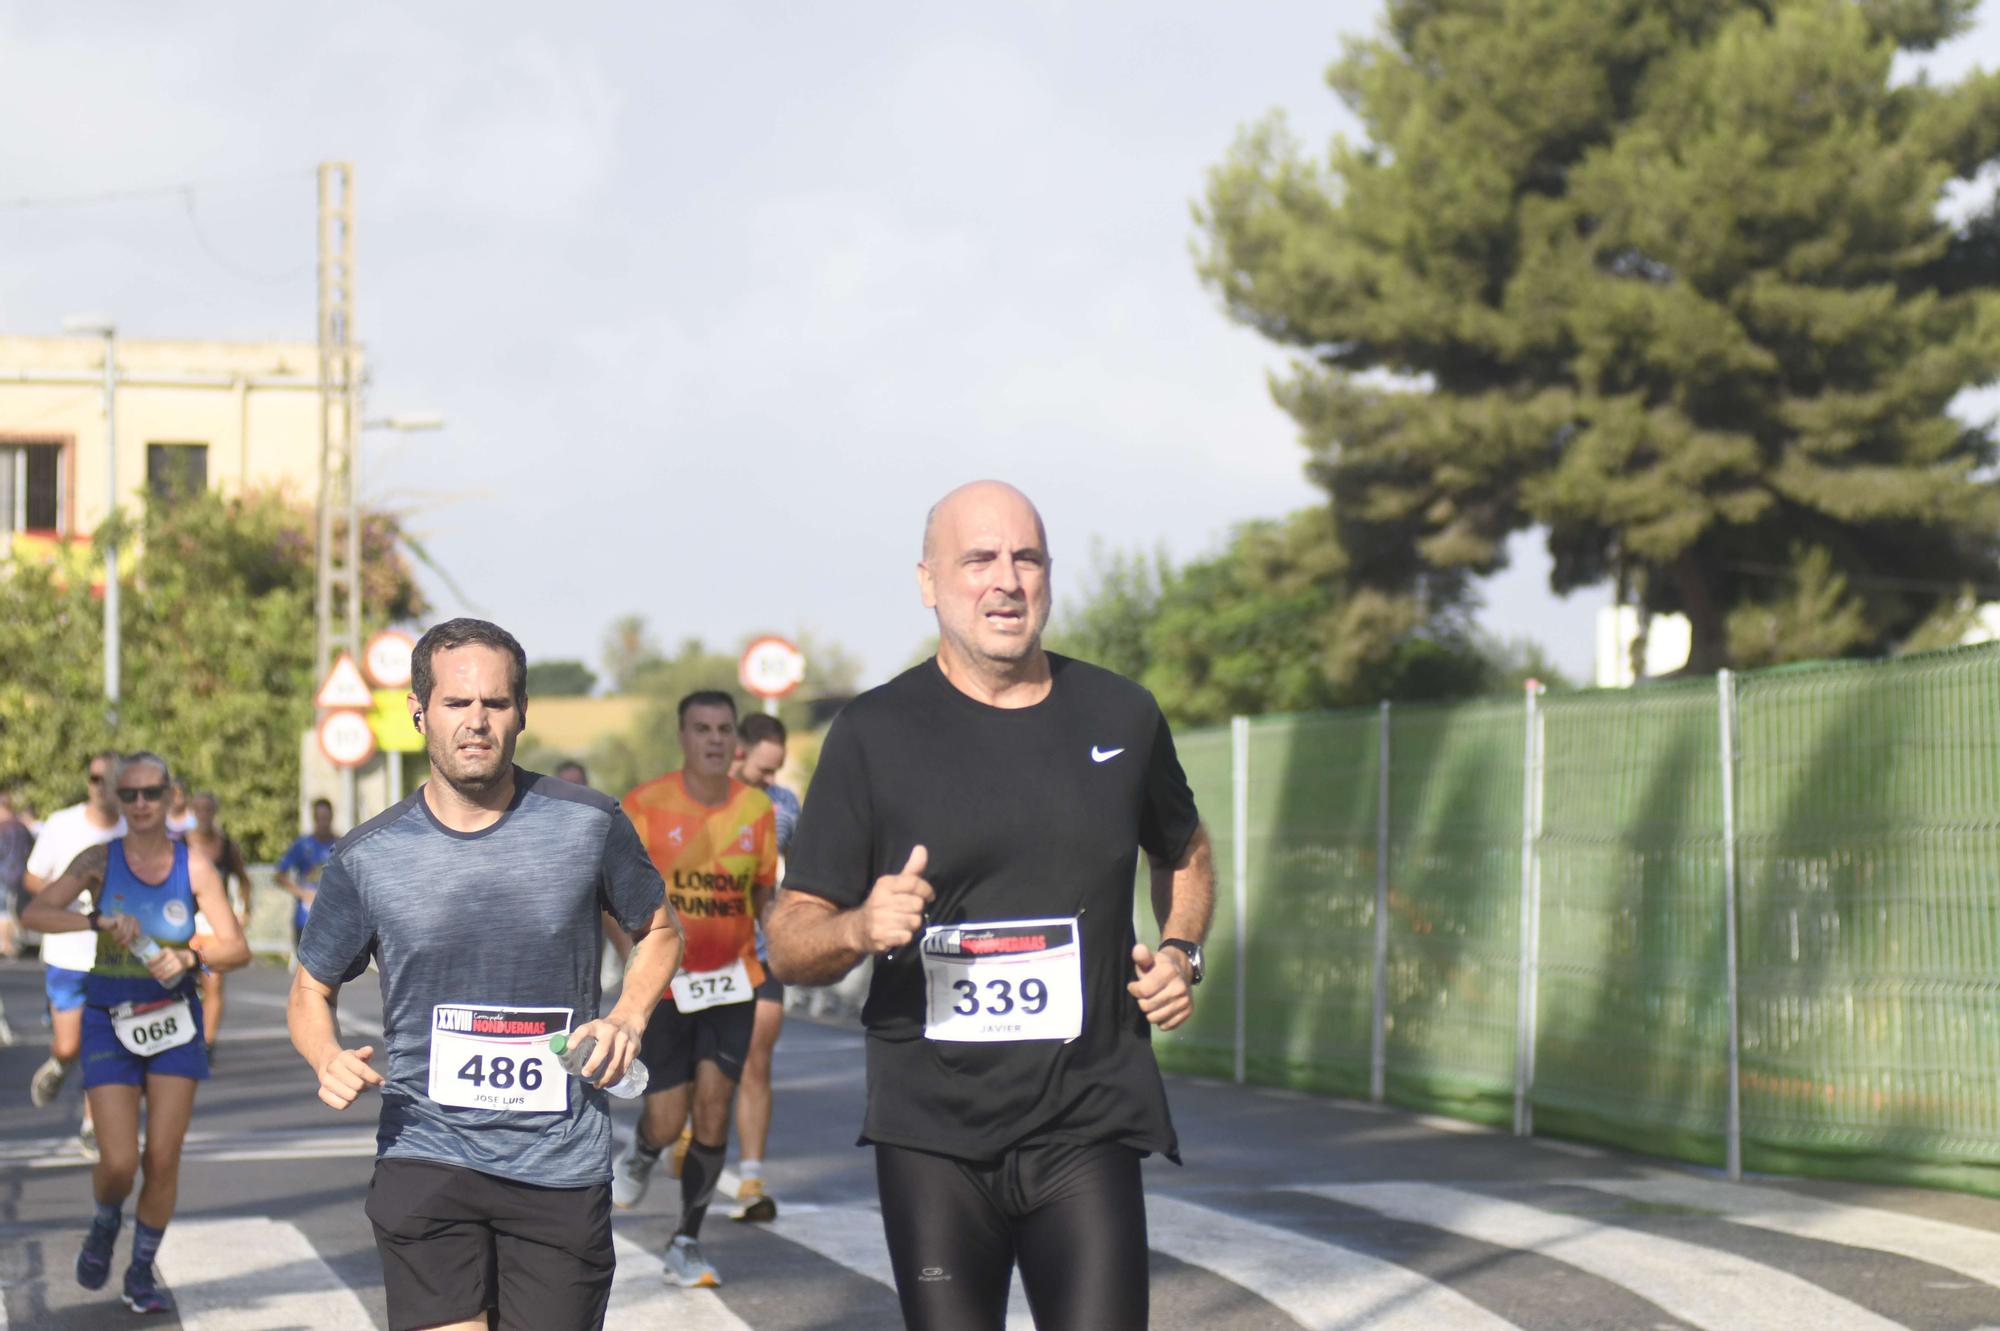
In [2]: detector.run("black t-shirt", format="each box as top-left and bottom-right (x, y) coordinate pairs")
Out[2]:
(785, 653), (1201, 1163)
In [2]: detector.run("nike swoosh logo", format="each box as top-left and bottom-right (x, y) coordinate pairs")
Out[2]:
(1091, 746), (1125, 763)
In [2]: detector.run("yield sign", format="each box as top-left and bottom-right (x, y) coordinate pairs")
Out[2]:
(315, 652), (377, 710)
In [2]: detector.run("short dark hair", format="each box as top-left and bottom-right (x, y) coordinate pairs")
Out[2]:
(677, 690), (737, 726)
(312, 797), (334, 814)
(411, 618), (528, 711)
(555, 760), (588, 785)
(738, 713), (787, 748)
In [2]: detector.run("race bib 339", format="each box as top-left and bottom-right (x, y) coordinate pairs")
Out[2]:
(921, 917), (1084, 1043)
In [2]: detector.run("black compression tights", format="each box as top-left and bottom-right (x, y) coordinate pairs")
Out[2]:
(874, 1140), (1149, 1331)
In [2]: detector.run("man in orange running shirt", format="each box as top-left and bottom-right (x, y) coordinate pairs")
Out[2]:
(612, 690), (777, 1289)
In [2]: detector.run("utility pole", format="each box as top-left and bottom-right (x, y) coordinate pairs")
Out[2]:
(316, 162), (360, 829)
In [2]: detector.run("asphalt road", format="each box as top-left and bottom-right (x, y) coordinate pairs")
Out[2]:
(3, 958), (2000, 1329)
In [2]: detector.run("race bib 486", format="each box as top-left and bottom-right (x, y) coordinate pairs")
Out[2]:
(427, 1004), (572, 1113)
(921, 917), (1084, 1043)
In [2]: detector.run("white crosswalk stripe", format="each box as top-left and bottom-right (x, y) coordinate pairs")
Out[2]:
(1303, 1181), (1906, 1331)
(1147, 1194), (1521, 1330)
(157, 1216), (375, 1329)
(767, 1205), (1036, 1329)
(611, 1231), (754, 1329)
(1577, 1172), (2000, 1291)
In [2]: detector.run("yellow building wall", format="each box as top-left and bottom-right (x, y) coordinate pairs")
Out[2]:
(0, 334), (329, 537)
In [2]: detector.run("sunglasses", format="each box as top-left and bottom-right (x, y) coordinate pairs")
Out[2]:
(116, 784), (168, 805)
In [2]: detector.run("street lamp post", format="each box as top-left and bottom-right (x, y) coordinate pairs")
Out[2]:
(334, 410), (445, 826)
(64, 318), (118, 719)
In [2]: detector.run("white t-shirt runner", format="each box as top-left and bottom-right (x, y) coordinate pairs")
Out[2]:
(26, 804), (126, 973)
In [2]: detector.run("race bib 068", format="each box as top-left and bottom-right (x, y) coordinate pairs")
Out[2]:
(110, 997), (197, 1057)
(427, 1004), (571, 1113)
(921, 917), (1084, 1043)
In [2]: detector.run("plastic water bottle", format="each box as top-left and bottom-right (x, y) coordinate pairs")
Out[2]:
(129, 936), (163, 963)
(549, 1030), (648, 1099)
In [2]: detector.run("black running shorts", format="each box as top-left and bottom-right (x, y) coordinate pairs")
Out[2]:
(874, 1139), (1149, 1331)
(365, 1157), (613, 1331)
(638, 997), (756, 1087)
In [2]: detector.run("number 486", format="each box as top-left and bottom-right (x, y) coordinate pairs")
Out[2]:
(457, 1054), (543, 1091)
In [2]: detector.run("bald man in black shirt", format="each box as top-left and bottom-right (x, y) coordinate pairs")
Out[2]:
(769, 480), (1215, 1331)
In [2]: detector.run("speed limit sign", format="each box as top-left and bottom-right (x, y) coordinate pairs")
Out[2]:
(318, 709), (377, 768)
(739, 636), (807, 700)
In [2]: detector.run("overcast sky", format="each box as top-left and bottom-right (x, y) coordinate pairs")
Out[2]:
(2, 3), (1994, 692)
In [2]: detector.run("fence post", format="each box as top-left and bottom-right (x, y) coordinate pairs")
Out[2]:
(1371, 700), (1391, 1103)
(1231, 714), (1250, 1086)
(1718, 669), (1743, 1179)
(1513, 681), (1544, 1136)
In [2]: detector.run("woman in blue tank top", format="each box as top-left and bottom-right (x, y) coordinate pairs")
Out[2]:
(21, 751), (250, 1316)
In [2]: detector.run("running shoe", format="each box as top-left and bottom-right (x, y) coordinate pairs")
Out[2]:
(668, 1125), (692, 1179)
(75, 1215), (118, 1290)
(729, 1177), (777, 1223)
(122, 1262), (172, 1315)
(662, 1235), (720, 1288)
(29, 1055), (67, 1107)
(76, 1119), (98, 1162)
(611, 1132), (659, 1210)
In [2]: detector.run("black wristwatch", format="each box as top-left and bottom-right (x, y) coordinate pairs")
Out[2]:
(85, 908), (102, 932)
(1160, 939), (1204, 986)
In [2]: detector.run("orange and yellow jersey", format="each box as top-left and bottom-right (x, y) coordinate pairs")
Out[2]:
(623, 772), (778, 991)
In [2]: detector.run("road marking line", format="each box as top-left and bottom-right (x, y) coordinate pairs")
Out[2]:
(0, 1128), (379, 1168)
(158, 1217), (374, 1330)
(611, 1232), (754, 1328)
(230, 989), (382, 1039)
(1577, 1174), (2000, 1290)
(767, 1206), (1035, 1329)
(1148, 1194), (1521, 1330)
(1304, 1181), (1903, 1331)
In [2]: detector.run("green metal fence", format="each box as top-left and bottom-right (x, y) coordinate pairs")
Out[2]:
(1147, 644), (2000, 1196)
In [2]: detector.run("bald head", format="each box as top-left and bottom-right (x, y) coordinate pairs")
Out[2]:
(922, 480), (1048, 565)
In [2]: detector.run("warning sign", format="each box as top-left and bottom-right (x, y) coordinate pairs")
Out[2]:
(315, 653), (376, 710)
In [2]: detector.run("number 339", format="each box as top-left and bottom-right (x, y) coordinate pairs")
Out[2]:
(951, 977), (1049, 1017)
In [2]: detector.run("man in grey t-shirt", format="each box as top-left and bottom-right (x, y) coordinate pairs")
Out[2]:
(289, 619), (682, 1331)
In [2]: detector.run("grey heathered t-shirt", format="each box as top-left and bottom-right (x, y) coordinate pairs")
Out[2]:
(296, 769), (664, 1189)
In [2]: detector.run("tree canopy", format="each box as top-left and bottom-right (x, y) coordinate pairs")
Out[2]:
(0, 489), (425, 860)
(1197, 0), (2000, 672)
(525, 658), (598, 697)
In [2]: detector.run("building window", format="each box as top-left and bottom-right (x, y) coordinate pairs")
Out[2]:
(147, 443), (209, 504)
(0, 442), (64, 533)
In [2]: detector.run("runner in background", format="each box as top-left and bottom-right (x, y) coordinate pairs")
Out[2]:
(725, 711), (798, 1222)
(23, 750), (125, 1159)
(185, 792), (251, 1059)
(613, 691), (778, 1287)
(559, 760), (637, 987)
(275, 798), (338, 957)
(0, 790), (32, 966)
(164, 782), (196, 838)
(22, 750), (250, 1315)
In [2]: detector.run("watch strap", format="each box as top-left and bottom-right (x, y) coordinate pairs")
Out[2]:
(1160, 938), (1203, 984)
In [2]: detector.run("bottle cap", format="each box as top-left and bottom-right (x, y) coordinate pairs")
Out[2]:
(549, 1032), (570, 1055)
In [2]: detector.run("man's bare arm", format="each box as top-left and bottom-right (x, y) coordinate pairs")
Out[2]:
(18, 844), (108, 931)
(1149, 823), (1215, 945)
(1130, 824), (1216, 1031)
(768, 846), (935, 986)
(288, 966), (384, 1110)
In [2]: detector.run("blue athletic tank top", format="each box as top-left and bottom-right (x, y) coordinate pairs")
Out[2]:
(86, 839), (197, 1007)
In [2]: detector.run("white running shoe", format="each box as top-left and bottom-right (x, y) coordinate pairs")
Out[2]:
(611, 1132), (659, 1210)
(76, 1119), (98, 1162)
(662, 1235), (720, 1288)
(29, 1056), (67, 1107)
(729, 1177), (777, 1223)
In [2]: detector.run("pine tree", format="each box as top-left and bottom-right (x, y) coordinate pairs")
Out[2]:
(1198, 0), (2000, 670)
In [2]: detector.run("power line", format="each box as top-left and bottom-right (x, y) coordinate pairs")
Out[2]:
(0, 168), (312, 211)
